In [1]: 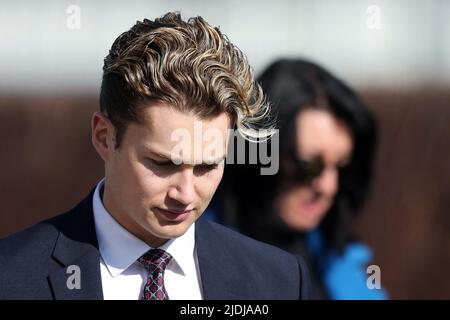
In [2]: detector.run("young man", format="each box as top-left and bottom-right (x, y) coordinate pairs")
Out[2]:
(0, 12), (310, 300)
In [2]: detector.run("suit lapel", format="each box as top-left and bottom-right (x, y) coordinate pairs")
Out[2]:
(195, 218), (246, 300)
(47, 190), (104, 300)
(47, 194), (250, 299)
(48, 241), (103, 300)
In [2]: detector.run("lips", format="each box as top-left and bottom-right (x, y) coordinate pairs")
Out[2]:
(298, 195), (326, 215)
(301, 201), (322, 215)
(155, 207), (193, 222)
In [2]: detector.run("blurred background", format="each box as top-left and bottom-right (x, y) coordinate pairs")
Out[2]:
(0, 0), (449, 298)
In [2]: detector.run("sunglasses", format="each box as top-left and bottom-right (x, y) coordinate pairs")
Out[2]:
(282, 153), (350, 185)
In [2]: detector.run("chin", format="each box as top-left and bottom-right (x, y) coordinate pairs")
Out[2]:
(291, 213), (325, 231)
(291, 222), (316, 232)
(158, 223), (190, 237)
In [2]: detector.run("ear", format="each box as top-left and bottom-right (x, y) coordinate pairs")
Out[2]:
(91, 112), (115, 161)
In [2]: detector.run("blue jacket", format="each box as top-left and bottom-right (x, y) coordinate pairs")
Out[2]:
(307, 229), (388, 300)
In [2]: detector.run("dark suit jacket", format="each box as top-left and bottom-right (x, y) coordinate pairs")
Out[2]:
(0, 190), (310, 299)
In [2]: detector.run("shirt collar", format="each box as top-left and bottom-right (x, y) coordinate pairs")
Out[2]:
(92, 178), (196, 278)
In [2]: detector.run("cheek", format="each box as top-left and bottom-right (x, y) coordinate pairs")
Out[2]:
(141, 176), (173, 203)
(196, 169), (223, 199)
(123, 161), (169, 199)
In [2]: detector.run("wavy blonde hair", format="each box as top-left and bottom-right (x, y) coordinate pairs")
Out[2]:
(100, 12), (274, 147)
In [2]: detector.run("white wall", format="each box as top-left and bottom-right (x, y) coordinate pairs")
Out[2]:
(0, 0), (448, 93)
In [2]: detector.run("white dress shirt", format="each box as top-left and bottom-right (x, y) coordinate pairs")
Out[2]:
(92, 179), (204, 300)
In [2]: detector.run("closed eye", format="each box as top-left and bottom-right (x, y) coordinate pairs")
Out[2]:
(193, 163), (220, 175)
(145, 157), (221, 175)
(150, 159), (174, 166)
(145, 157), (179, 168)
(196, 163), (219, 171)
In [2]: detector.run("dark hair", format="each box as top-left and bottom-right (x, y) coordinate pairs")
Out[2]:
(229, 59), (377, 253)
(99, 12), (272, 148)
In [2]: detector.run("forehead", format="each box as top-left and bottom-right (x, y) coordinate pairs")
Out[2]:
(124, 102), (232, 161)
(143, 102), (231, 134)
(295, 109), (353, 161)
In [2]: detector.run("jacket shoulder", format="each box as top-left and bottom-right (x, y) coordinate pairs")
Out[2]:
(204, 219), (296, 260)
(0, 192), (96, 299)
(197, 219), (311, 299)
(0, 222), (60, 262)
(0, 221), (62, 299)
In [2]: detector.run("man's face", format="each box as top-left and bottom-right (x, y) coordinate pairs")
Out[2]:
(92, 102), (231, 247)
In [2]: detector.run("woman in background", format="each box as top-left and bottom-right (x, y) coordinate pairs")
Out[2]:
(223, 59), (388, 299)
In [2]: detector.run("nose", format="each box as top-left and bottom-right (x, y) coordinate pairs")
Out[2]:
(311, 166), (339, 198)
(167, 168), (195, 206)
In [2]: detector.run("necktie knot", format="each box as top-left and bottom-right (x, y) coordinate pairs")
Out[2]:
(138, 249), (172, 274)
